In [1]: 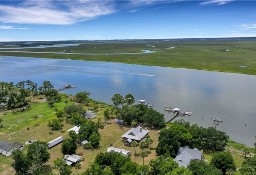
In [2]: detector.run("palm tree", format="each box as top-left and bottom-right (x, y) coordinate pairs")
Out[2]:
(104, 109), (110, 124)
(146, 137), (153, 149)
(140, 151), (148, 165)
(131, 141), (139, 155)
(140, 139), (149, 152)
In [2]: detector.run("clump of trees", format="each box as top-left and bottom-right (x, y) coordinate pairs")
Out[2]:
(210, 151), (236, 175)
(188, 160), (222, 175)
(75, 91), (90, 105)
(61, 136), (77, 155)
(156, 121), (229, 159)
(175, 120), (229, 151)
(156, 124), (192, 157)
(79, 120), (100, 149)
(112, 93), (165, 129)
(47, 118), (64, 131)
(12, 141), (50, 175)
(84, 152), (193, 175)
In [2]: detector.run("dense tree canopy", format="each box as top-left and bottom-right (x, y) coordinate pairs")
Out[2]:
(75, 91), (90, 105)
(240, 156), (256, 175)
(156, 124), (192, 157)
(188, 160), (222, 175)
(124, 94), (135, 105)
(94, 151), (132, 175)
(47, 119), (63, 131)
(149, 156), (179, 175)
(175, 120), (228, 151)
(61, 138), (77, 155)
(211, 151), (236, 175)
(111, 94), (124, 107)
(64, 103), (85, 116)
(117, 104), (165, 129)
(12, 141), (50, 175)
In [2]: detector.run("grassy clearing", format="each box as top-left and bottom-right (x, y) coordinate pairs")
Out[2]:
(1, 39), (256, 75)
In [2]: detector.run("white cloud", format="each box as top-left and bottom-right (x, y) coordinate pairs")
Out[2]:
(129, 0), (181, 6)
(0, 0), (115, 25)
(241, 24), (256, 30)
(200, 0), (233, 5)
(0, 25), (29, 30)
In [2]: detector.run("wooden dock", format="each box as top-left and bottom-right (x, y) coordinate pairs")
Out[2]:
(165, 112), (179, 123)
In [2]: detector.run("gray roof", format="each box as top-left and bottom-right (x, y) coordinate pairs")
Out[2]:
(122, 126), (149, 141)
(84, 110), (96, 119)
(174, 146), (202, 167)
(0, 142), (23, 152)
(48, 136), (63, 148)
(81, 140), (88, 145)
(64, 154), (81, 165)
(107, 147), (130, 156)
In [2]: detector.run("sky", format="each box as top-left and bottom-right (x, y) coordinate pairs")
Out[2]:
(0, 0), (255, 41)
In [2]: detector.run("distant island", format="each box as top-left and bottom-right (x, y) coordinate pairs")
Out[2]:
(1, 37), (256, 75)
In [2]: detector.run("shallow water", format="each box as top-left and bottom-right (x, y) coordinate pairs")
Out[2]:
(0, 56), (255, 147)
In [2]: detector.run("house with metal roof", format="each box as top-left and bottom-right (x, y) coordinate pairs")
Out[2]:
(107, 147), (130, 156)
(0, 141), (23, 156)
(122, 126), (149, 146)
(48, 136), (63, 149)
(64, 154), (81, 166)
(174, 146), (203, 167)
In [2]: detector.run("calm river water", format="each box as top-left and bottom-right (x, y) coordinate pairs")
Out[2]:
(1, 56), (255, 147)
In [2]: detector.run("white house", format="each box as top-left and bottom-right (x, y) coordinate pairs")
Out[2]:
(48, 136), (63, 149)
(122, 126), (149, 145)
(0, 142), (23, 156)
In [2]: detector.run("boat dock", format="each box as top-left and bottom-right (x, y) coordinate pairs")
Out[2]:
(57, 84), (76, 92)
(164, 106), (192, 123)
(165, 112), (180, 123)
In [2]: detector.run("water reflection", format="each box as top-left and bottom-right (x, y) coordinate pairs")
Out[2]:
(0, 56), (255, 147)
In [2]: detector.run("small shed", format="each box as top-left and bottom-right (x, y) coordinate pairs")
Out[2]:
(64, 154), (81, 166)
(81, 140), (88, 146)
(48, 136), (63, 149)
(115, 119), (124, 125)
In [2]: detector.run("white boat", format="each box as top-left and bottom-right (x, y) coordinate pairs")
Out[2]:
(139, 100), (146, 104)
(147, 104), (154, 108)
(183, 112), (192, 116)
(164, 107), (171, 111)
(172, 108), (181, 112)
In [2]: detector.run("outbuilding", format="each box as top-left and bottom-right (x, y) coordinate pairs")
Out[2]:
(107, 147), (130, 156)
(64, 154), (81, 166)
(48, 136), (63, 148)
(0, 141), (23, 156)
